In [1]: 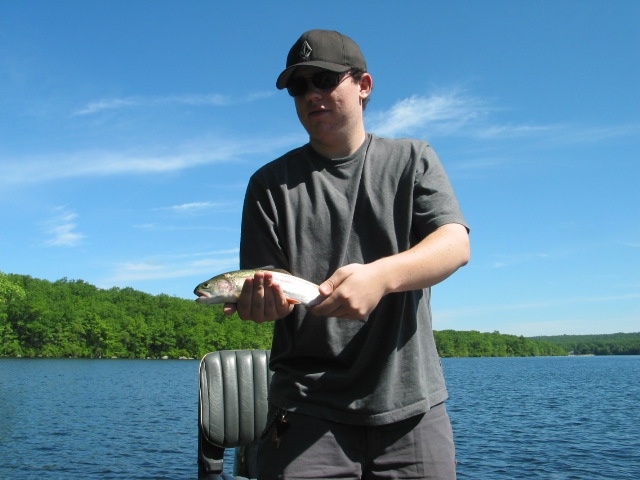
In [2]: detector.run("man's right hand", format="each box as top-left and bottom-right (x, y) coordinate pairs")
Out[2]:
(223, 271), (294, 323)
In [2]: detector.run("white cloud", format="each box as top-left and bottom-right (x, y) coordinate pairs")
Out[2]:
(0, 150), (217, 186)
(72, 91), (275, 116)
(133, 223), (236, 232)
(367, 90), (557, 141)
(157, 202), (231, 215)
(368, 90), (485, 138)
(473, 124), (557, 139)
(73, 94), (231, 116)
(491, 252), (550, 269)
(367, 90), (640, 146)
(43, 208), (85, 247)
(5, 88), (636, 190)
(0, 134), (300, 188)
(107, 254), (239, 283)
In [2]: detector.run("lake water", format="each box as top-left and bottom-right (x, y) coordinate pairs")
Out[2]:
(0, 356), (638, 479)
(443, 356), (639, 479)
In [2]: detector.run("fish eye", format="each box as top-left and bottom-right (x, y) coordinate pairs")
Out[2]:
(202, 283), (209, 288)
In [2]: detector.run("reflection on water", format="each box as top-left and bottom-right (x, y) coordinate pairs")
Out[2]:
(1, 356), (638, 479)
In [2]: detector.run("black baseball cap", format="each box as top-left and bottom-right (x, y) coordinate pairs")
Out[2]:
(276, 30), (367, 90)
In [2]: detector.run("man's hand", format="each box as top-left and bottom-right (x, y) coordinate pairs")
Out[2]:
(309, 263), (387, 320)
(223, 271), (294, 323)
(308, 223), (470, 321)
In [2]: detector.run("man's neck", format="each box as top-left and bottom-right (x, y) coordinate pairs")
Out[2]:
(309, 130), (367, 159)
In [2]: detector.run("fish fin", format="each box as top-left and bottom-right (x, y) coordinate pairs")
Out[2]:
(285, 298), (301, 305)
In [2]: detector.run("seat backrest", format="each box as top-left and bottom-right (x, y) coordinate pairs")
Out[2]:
(198, 350), (272, 479)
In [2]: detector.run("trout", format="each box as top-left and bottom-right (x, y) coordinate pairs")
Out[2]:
(194, 269), (325, 307)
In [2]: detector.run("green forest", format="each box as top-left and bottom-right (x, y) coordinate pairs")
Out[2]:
(1, 272), (637, 359)
(0, 272), (273, 359)
(531, 333), (640, 356)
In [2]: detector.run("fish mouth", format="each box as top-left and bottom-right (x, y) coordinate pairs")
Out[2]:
(195, 296), (212, 304)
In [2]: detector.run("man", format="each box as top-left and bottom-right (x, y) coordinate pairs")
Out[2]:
(224, 29), (470, 479)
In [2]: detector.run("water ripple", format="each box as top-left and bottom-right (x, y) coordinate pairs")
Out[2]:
(1, 356), (638, 479)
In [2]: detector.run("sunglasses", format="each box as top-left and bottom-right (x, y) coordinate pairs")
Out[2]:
(286, 71), (352, 97)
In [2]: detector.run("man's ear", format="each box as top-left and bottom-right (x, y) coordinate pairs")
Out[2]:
(359, 72), (373, 99)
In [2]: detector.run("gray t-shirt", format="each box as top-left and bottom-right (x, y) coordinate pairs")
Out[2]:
(240, 133), (467, 426)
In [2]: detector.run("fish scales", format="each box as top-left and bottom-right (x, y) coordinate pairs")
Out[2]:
(194, 269), (324, 307)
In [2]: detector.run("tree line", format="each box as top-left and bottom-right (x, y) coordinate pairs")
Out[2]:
(531, 333), (640, 356)
(1, 272), (637, 359)
(0, 272), (273, 359)
(434, 329), (566, 357)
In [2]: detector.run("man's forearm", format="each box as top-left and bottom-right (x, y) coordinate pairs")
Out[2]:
(311, 223), (470, 320)
(375, 223), (470, 296)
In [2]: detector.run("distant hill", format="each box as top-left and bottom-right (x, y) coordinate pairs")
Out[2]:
(434, 329), (566, 357)
(1, 272), (273, 359)
(2, 271), (637, 358)
(531, 333), (640, 355)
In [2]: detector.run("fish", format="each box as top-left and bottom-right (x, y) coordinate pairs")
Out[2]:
(194, 269), (325, 307)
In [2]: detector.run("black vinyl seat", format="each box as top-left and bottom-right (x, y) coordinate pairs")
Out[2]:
(198, 350), (272, 480)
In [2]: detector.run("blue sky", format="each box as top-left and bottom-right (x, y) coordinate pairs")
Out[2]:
(1, 1), (638, 336)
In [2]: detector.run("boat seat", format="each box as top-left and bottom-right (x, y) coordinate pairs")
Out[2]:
(198, 349), (272, 480)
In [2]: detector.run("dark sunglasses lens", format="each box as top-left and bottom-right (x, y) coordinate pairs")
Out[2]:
(287, 77), (307, 97)
(287, 72), (343, 97)
(313, 72), (341, 90)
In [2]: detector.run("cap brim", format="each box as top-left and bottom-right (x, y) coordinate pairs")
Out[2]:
(276, 61), (352, 89)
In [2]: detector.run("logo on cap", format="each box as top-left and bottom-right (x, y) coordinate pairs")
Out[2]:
(300, 40), (312, 61)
